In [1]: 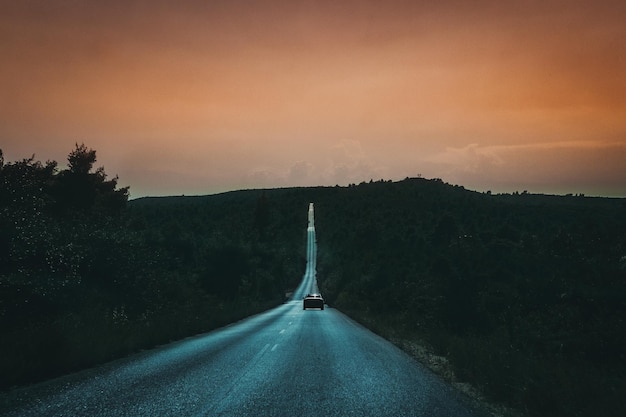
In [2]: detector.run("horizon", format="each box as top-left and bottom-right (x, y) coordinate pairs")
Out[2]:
(2, 0), (625, 199)
(3, 143), (626, 200)
(124, 176), (624, 201)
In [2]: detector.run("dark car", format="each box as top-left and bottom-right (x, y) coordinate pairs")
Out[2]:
(303, 293), (324, 310)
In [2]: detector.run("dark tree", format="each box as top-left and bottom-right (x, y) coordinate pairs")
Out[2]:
(0, 153), (57, 209)
(53, 143), (129, 215)
(67, 143), (96, 175)
(254, 192), (270, 241)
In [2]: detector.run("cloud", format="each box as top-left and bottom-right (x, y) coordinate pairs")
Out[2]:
(322, 139), (387, 184)
(424, 140), (626, 196)
(247, 169), (283, 188)
(240, 140), (386, 190)
(425, 143), (504, 173)
(330, 139), (366, 161)
(288, 161), (314, 185)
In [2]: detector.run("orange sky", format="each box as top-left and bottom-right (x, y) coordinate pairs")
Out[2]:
(1, 0), (625, 197)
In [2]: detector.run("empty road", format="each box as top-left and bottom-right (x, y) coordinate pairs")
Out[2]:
(0, 203), (486, 416)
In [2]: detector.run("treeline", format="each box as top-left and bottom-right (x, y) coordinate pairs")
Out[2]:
(0, 146), (305, 389)
(309, 179), (626, 417)
(3, 147), (625, 417)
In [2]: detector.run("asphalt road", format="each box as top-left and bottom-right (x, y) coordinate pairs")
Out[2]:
(0, 204), (487, 417)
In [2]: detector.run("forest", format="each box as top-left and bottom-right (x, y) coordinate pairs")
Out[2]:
(0, 145), (304, 390)
(1, 146), (625, 417)
(311, 180), (626, 417)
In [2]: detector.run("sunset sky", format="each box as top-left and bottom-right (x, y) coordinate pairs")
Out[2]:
(1, 0), (625, 198)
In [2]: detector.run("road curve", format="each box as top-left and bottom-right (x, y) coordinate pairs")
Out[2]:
(0, 203), (487, 417)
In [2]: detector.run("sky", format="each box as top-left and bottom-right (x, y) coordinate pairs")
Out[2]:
(1, 0), (625, 198)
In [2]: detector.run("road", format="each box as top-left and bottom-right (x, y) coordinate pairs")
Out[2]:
(0, 203), (486, 417)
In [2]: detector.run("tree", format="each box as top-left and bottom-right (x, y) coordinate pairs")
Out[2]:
(254, 192), (270, 241)
(53, 143), (129, 215)
(67, 143), (96, 175)
(0, 153), (57, 209)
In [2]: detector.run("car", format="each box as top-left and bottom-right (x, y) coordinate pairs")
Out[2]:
(303, 293), (324, 310)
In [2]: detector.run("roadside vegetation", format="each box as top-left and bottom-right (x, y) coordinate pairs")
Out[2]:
(2, 146), (625, 417)
(0, 145), (304, 389)
(311, 179), (626, 417)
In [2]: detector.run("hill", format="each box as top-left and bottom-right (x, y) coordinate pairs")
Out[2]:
(309, 178), (626, 417)
(2, 157), (625, 417)
(132, 178), (626, 416)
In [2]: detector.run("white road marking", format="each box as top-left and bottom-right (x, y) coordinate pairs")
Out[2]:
(271, 344), (279, 352)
